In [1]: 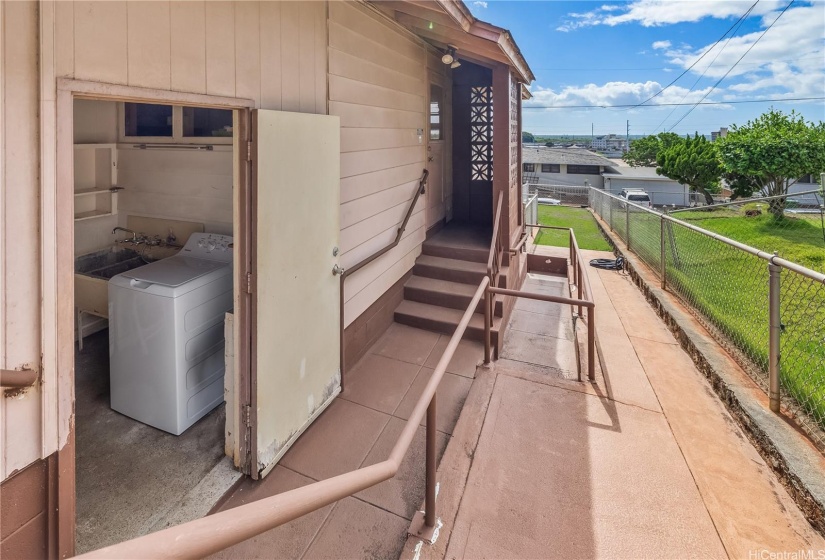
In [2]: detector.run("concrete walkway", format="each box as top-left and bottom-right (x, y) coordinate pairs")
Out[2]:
(431, 260), (824, 559)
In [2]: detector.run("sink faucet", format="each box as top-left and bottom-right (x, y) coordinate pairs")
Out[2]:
(112, 227), (138, 242)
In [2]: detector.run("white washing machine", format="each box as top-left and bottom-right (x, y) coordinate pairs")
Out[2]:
(109, 233), (234, 435)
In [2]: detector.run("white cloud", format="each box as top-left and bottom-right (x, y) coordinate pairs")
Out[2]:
(524, 81), (719, 109)
(472, 1), (488, 9)
(661, 4), (825, 98)
(652, 40), (671, 50)
(557, 0), (786, 31)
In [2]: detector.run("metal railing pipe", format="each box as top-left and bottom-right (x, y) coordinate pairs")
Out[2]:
(487, 287), (593, 309)
(587, 307), (596, 382)
(667, 188), (823, 214)
(660, 215), (667, 290)
(769, 260), (782, 413)
(0, 368), (38, 388)
(425, 395), (437, 527)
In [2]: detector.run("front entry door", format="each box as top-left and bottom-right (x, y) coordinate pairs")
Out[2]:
(251, 110), (341, 478)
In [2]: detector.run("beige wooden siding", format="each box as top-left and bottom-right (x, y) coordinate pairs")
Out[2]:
(0, 0), (44, 479)
(330, 2), (430, 327)
(56, 1), (327, 113)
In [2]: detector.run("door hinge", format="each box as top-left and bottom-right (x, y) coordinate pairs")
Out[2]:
(243, 404), (252, 427)
(246, 141), (253, 162)
(246, 271), (253, 294)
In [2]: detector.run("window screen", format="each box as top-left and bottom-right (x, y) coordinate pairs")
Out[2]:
(183, 107), (233, 138)
(523, 163), (535, 173)
(567, 164), (600, 175)
(124, 103), (173, 137)
(541, 164), (560, 173)
(429, 85), (443, 141)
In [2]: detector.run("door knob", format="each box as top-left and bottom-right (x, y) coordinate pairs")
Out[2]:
(332, 264), (345, 276)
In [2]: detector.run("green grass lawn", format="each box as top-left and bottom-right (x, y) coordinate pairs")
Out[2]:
(676, 208), (825, 273)
(535, 205), (611, 251)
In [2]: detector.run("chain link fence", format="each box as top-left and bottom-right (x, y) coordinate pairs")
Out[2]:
(589, 187), (825, 446)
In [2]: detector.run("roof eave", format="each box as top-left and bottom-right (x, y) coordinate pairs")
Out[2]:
(434, 0), (535, 83)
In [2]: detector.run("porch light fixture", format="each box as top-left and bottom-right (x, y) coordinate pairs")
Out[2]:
(451, 59), (461, 69)
(441, 46), (457, 65)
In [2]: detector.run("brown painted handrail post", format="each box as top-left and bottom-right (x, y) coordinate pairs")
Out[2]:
(425, 394), (437, 528)
(587, 306), (596, 381)
(483, 287), (492, 364)
(0, 368), (38, 388)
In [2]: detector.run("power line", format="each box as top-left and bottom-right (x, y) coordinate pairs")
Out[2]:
(529, 57), (824, 72)
(667, 0), (796, 131)
(653, 1), (755, 132)
(522, 96), (825, 109)
(626, 0), (760, 110)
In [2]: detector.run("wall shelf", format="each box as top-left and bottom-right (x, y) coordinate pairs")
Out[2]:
(74, 143), (118, 221)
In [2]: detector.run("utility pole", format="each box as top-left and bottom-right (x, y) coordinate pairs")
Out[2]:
(626, 120), (630, 154)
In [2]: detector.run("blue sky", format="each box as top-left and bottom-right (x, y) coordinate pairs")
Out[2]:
(467, 0), (825, 137)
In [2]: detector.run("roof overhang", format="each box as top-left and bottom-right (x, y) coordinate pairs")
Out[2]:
(367, 0), (535, 84)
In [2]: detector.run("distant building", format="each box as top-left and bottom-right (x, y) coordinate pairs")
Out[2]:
(522, 147), (616, 188)
(591, 134), (627, 153)
(711, 127), (728, 142)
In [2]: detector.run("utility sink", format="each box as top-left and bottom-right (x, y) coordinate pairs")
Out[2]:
(75, 248), (155, 280)
(75, 248), (159, 320)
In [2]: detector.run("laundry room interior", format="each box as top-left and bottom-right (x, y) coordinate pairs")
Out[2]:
(72, 98), (240, 553)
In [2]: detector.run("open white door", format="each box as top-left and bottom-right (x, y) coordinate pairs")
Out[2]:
(252, 110), (341, 478)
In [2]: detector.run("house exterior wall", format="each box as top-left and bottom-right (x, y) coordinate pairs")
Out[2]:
(330, 2), (448, 327)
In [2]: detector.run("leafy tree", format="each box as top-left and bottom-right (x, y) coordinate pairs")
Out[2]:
(522, 131), (535, 143)
(656, 133), (722, 205)
(717, 109), (825, 218)
(622, 132), (681, 167)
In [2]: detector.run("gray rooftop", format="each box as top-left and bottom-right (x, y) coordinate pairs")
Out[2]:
(522, 147), (616, 168)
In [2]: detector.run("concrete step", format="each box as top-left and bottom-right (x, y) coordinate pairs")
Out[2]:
(404, 275), (503, 317)
(413, 255), (510, 287)
(422, 239), (489, 264)
(394, 300), (501, 347)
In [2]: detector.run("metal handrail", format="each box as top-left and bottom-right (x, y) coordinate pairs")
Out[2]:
(339, 169), (429, 382)
(77, 276), (491, 560)
(0, 368), (38, 388)
(341, 169), (429, 279)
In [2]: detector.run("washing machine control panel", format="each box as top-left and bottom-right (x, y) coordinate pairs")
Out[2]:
(180, 233), (234, 263)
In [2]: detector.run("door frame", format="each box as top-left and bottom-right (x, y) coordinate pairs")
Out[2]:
(51, 79), (256, 553)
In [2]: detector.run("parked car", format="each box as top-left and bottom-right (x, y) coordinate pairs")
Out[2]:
(620, 189), (652, 208)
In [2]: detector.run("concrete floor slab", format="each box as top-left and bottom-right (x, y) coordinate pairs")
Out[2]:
(74, 331), (226, 554)
(341, 353), (421, 415)
(302, 497), (410, 560)
(586, 264), (663, 414)
(423, 337), (482, 379)
(508, 308), (574, 341)
(207, 466), (334, 560)
(370, 323), (441, 366)
(446, 374), (727, 560)
(394, 368), (473, 435)
(280, 399), (390, 482)
(500, 329), (578, 377)
(355, 417), (449, 520)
